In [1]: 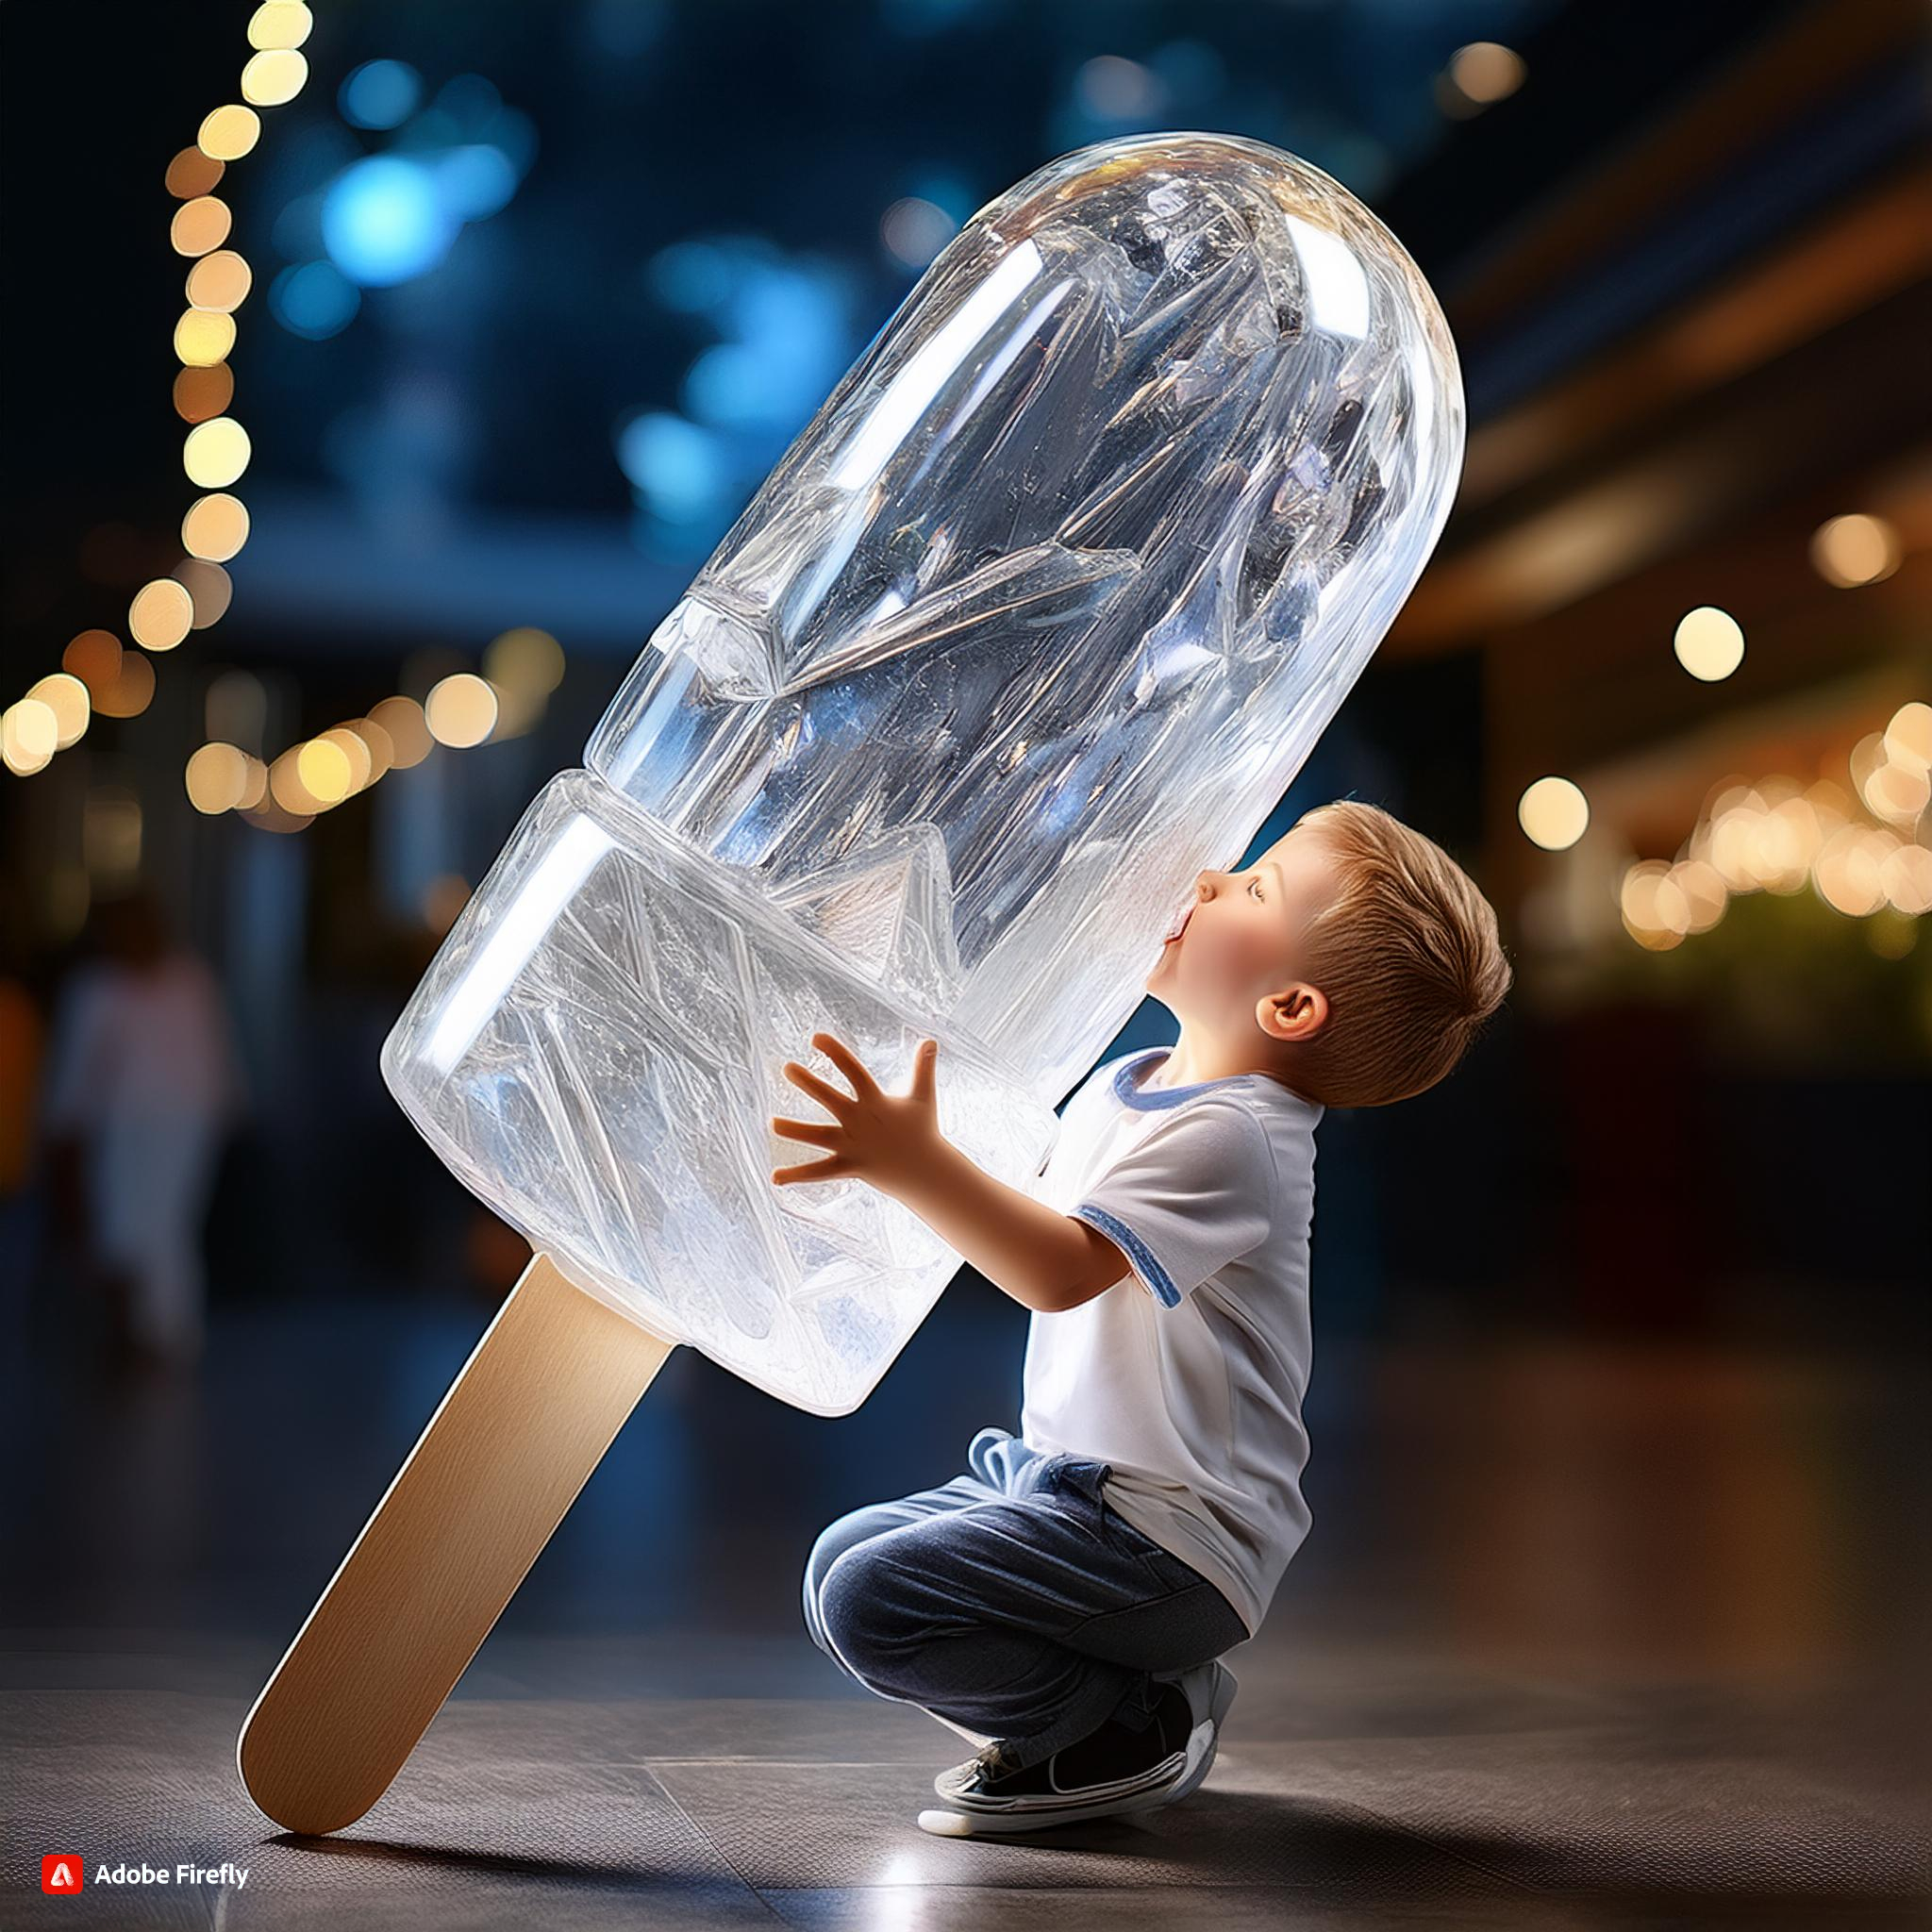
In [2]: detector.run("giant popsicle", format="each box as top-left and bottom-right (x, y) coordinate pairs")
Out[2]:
(238, 129), (1465, 1834)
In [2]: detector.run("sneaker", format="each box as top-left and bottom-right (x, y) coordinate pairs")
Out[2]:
(1157, 1657), (1238, 1808)
(922, 1660), (1236, 1834)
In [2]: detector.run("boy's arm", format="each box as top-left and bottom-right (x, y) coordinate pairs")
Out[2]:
(769, 1030), (1128, 1314)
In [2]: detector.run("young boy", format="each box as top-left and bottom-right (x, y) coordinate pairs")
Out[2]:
(773, 799), (1511, 1834)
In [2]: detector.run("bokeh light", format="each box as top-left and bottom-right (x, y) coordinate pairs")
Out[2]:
(26, 674), (91, 749)
(182, 492), (251, 561)
(1518, 775), (1589, 850)
(165, 147), (225, 199)
(92, 649), (156, 720)
(174, 558), (234, 628)
(186, 250), (254, 312)
(247, 1), (313, 52)
(198, 104), (262, 162)
(242, 48), (309, 108)
(339, 58), (422, 130)
(174, 364), (235, 423)
(1449, 42), (1526, 105)
(183, 418), (252, 489)
(322, 156), (457, 287)
(1674, 606), (1745, 681)
(62, 630), (123, 698)
(425, 674), (497, 747)
(2, 700), (59, 775)
(129, 579), (194, 651)
(269, 259), (361, 340)
(175, 309), (237, 368)
(370, 695), (433, 768)
(186, 741), (251, 814)
(171, 196), (232, 257)
(1810, 513), (1902, 589)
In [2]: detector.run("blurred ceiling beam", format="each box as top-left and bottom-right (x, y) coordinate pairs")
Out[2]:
(1395, 275), (1931, 651)
(1443, 0), (1927, 334)
(1455, 165), (1932, 516)
(1387, 0), (1930, 659)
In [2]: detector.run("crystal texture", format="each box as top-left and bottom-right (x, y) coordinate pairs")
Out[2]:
(382, 132), (1465, 1414)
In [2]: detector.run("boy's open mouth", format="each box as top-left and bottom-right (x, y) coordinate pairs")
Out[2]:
(1162, 903), (1193, 946)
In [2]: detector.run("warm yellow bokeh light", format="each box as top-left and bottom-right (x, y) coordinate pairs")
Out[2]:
(174, 559), (234, 628)
(242, 48), (308, 107)
(183, 492), (250, 561)
(1668, 858), (1728, 933)
(129, 578), (194, 651)
(369, 695), (432, 768)
(269, 748), (321, 815)
(236, 754), (269, 811)
(248, 1), (314, 51)
(1518, 774), (1589, 850)
(1813, 825), (1890, 917)
(1674, 606), (1745, 682)
(186, 250), (253, 313)
(1879, 842), (1932, 916)
(342, 717), (394, 787)
(165, 146), (225, 200)
(1809, 513), (1902, 589)
(2, 699), (59, 772)
(425, 674), (498, 748)
(27, 674), (90, 748)
(94, 649), (157, 719)
(184, 417), (252, 489)
(297, 737), (354, 805)
(62, 629), (123, 694)
(1884, 701), (1931, 775)
(186, 741), (250, 814)
(1864, 759), (1931, 824)
(170, 196), (232, 258)
(1621, 859), (1690, 937)
(317, 725), (374, 794)
(174, 363), (235, 424)
(198, 105), (261, 161)
(485, 626), (566, 694)
(175, 308), (237, 368)
(1449, 42), (1525, 104)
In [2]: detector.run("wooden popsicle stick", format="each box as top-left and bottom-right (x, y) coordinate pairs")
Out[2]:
(237, 1248), (676, 1835)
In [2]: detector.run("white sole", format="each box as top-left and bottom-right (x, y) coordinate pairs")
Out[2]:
(922, 1662), (1236, 1836)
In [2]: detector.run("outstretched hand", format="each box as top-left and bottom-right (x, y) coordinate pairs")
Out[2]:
(771, 1030), (943, 1198)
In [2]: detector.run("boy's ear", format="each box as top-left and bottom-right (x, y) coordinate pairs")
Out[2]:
(1257, 983), (1325, 1044)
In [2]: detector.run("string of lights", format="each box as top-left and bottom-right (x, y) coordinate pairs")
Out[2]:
(0, 1), (561, 840)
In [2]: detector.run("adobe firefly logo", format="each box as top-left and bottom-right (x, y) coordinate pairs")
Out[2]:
(42, 1856), (84, 1893)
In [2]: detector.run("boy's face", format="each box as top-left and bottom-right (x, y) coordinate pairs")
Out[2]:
(1144, 822), (1339, 1040)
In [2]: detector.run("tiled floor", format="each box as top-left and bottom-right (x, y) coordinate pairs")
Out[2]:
(3, 1286), (1927, 1927)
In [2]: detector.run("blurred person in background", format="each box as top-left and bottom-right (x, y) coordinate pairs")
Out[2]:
(38, 885), (248, 1372)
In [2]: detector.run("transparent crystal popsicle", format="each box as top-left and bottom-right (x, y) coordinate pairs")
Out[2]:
(382, 128), (1464, 1415)
(241, 130), (1464, 1836)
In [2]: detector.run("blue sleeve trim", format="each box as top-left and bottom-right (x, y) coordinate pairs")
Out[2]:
(1072, 1202), (1183, 1308)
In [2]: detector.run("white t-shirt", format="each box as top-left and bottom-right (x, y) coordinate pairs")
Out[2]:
(1020, 1043), (1323, 1637)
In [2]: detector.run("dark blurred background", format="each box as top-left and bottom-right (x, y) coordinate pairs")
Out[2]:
(1, 1), (1927, 1922)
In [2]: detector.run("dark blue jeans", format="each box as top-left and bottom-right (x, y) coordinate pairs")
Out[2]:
(803, 1425), (1249, 1771)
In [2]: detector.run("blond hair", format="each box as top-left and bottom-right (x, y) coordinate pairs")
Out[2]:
(1289, 799), (1511, 1109)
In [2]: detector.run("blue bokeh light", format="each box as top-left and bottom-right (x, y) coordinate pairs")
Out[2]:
(649, 240), (736, 315)
(322, 156), (458, 286)
(339, 59), (423, 131)
(432, 145), (519, 222)
(269, 259), (362, 340)
(617, 411), (727, 525)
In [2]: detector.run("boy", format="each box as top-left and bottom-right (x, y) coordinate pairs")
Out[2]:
(772, 799), (1511, 1834)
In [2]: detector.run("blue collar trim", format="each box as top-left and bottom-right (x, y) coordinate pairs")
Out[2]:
(1111, 1046), (1257, 1112)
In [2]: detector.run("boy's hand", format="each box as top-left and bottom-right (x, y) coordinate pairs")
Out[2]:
(771, 1030), (943, 1197)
